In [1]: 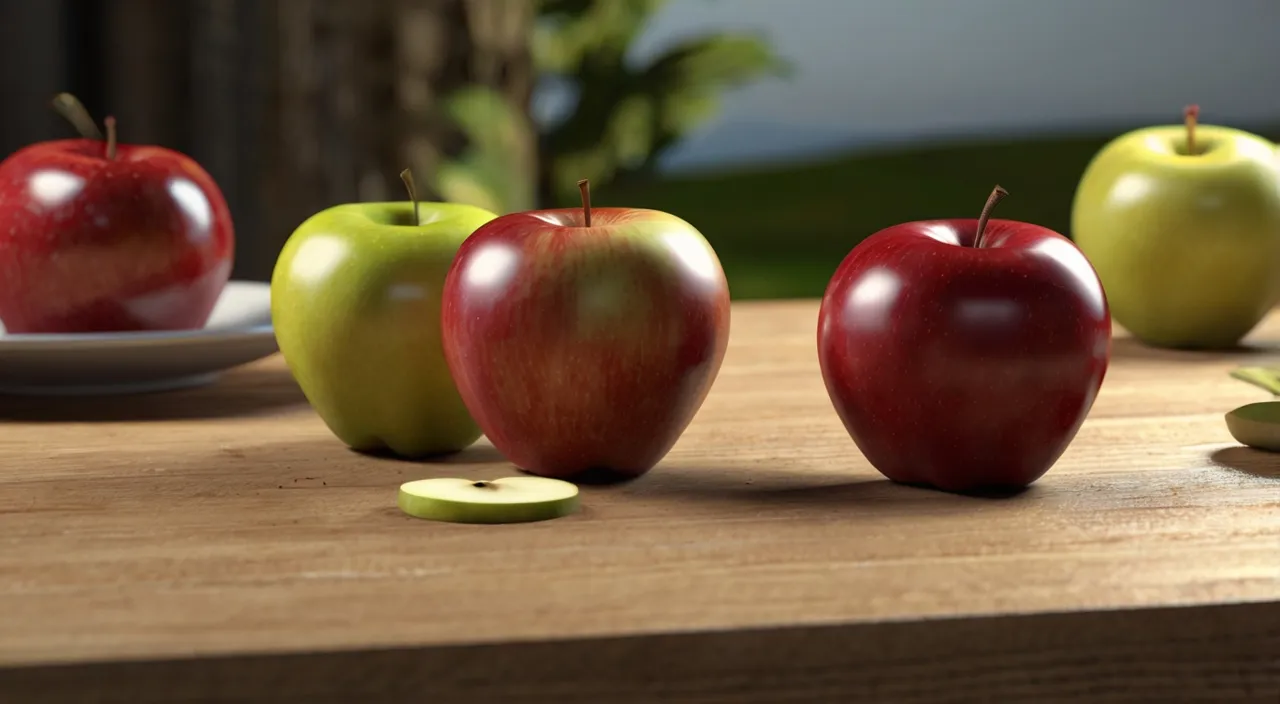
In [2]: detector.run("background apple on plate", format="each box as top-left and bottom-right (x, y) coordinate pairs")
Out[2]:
(0, 93), (234, 334)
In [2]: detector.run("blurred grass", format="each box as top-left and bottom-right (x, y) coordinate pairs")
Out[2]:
(594, 127), (1280, 299)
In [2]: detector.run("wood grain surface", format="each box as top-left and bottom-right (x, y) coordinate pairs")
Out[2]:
(0, 300), (1278, 702)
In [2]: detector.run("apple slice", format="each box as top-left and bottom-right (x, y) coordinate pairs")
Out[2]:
(397, 476), (580, 524)
(1225, 402), (1280, 452)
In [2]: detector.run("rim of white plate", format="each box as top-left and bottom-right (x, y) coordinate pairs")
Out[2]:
(0, 281), (274, 348)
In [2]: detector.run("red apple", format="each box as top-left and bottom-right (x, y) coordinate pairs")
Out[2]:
(441, 180), (730, 480)
(817, 186), (1110, 493)
(0, 94), (234, 333)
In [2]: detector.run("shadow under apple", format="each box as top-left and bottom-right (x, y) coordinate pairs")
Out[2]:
(619, 465), (1038, 510)
(1110, 335), (1280, 362)
(348, 442), (663, 484)
(1209, 446), (1280, 479)
(352, 442), (509, 466)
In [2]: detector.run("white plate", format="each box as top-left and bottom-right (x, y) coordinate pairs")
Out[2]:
(0, 281), (278, 396)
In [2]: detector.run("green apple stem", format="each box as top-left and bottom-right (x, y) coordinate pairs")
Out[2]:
(1184, 104), (1200, 155)
(50, 92), (104, 140)
(577, 178), (592, 227)
(972, 185), (1009, 249)
(399, 168), (421, 226)
(1229, 367), (1280, 396)
(104, 116), (118, 160)
(472, 481), (494, 489)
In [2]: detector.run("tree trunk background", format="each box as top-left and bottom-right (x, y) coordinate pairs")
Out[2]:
(0, 0), (535, 282)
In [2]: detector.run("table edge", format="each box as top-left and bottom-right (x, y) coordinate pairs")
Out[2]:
(4, 600), (1277, 703)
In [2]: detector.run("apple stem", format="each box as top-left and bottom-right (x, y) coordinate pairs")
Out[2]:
(577, 178), (592, 227)
(1184, 104), (1200, 155)
(472, 481), (493, 489)
(50, 92), (104, 140)
(104, 116), (118, 160)
(972, 185), (1010, 248)
(399, 168), (420, 226)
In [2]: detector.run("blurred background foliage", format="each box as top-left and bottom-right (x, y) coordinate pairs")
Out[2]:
(434, 0), (787, 215)
(2, 0), (1278, 300)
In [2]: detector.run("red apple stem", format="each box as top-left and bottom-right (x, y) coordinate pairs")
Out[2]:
(577, 179), (592, 227)
(104, 116), (118, 160)
(1184, 104), (1200, 155)
(972, 185), (1009, 248)
(399, 168), (421, 226)
(50, 92), (104, 140)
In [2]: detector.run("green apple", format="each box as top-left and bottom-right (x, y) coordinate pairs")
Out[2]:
(271, 173), (498, 457)
(1072, 106), (1280, 349)
(397, 476), (580, 524)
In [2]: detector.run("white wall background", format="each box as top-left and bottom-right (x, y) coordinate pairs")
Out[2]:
(560, 0), (1280, 171)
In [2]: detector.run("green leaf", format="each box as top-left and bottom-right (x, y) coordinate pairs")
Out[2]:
(533, 2), (786, 205)
(445, 87), (532, 165)
(643, 34), (790, 92)
(535, 0), (666, 73)
(543, 32), (786, 194)
(1230, 367), (1280, 396)
(433, 87), (536, 214)
(609, 95), (656, 168)
(655, 90), (717, 136)
(435, 162), (507, 216)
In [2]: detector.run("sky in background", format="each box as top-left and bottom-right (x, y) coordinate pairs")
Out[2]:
(536, 0), (1280, 172)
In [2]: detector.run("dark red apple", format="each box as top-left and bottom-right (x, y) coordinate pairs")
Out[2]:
(441, 180), (730, 480)
(0, 93), (234, 333)
(817, 186), (1110, 493)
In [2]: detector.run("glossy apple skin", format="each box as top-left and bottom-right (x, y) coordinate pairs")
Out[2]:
(1072, 124), (1280, 349)
(0, 138), (234, 333)
(441, 207), (731, 480)
(817, 219), (1111, 493)
(272, 201), (497, 458)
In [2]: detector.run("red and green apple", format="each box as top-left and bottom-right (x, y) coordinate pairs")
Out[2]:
(441, 180), (731, 481)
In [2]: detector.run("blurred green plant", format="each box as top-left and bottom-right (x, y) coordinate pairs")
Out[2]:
(433, 87), (538, 216)
(431, 0), (787, 214)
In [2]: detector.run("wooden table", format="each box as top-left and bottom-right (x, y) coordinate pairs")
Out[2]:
(1, 300), (1277, 702)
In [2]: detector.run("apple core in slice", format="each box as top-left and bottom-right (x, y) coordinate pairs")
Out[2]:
(397, 476), (580, 524)
(1225, 401), (1280, 452)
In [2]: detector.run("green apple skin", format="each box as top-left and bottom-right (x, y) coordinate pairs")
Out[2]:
(272, 201), (498, 457)
(1072, 124), (1280, 349)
